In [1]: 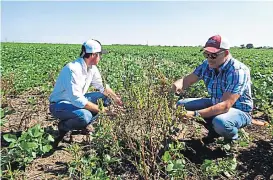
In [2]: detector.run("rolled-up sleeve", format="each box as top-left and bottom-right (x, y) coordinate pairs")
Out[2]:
(225, 69), (248, 95)
(62, 67), (88, 108)
(90, 66), (105, 93)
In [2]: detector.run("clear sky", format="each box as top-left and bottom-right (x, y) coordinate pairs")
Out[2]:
(1, 1), (273, 47)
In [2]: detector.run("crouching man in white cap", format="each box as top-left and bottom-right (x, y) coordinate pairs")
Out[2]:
(172, 35), (253, 147)
(49, 39), (123, 148)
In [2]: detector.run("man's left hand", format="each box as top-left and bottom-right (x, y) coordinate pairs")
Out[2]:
(185, 111), (194, 118)
(177, 110), (194, 122)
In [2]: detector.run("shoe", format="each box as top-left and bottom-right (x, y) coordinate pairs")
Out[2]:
(52, 121), (69, 148)
(62, 131), (73, 143)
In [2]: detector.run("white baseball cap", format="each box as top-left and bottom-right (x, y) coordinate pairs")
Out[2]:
(83, 39), (108, 54)
(204, 35), (230, 53)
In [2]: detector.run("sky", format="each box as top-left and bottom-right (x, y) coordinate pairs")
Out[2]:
(1, 1), (273, 47)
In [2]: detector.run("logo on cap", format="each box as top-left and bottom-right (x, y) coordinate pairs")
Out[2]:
(207, 39), (217, 44)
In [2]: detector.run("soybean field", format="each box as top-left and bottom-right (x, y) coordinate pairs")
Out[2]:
(1, 43), (273, 179)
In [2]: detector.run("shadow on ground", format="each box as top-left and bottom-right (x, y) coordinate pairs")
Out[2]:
(38, 161), (69, 177)
(180, 139), (227, 164)
(237, 139), (273, 180)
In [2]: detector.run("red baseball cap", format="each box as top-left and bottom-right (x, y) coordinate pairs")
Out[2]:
(204, 35), (230, 53)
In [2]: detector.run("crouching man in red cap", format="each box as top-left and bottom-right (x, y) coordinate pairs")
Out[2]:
(49, 39), (123, 148)
(172, 35), (253, 146)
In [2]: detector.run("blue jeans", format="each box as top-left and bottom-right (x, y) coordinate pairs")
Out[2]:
(49, 92), (111, 132)
(177, 98), (252, 140)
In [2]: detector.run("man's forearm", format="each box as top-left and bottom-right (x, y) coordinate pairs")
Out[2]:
(198, 102), (229, 118)
(84, 101), (100, 113)
(182, 73), (199, 90)
(103, 87), (117, 99)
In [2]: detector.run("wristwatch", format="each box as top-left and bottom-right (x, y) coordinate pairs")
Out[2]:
(194, 110), (201, 117)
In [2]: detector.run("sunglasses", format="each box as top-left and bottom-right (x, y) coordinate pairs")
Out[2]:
(203, 50), (225, 59)
(95, 52), (102, 56)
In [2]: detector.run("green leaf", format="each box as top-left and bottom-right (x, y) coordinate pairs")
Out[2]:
(0, 108), (4, 118)
(0, 118), (7, 126)
(173, 159), (185, 170)
(104, 154), (111, 162)
(20, 131), (28, 140)
(162, 151), (171, 163)
(166, 163), (174, 172)
(168, 143), (174, 149)
(32, 152), (37, 158)
(29, 125), (43, 137)
(230, 158), (237, 170)
(42, 145), (52, 153)
(239, 141), (248, 147)
(24, 156), (34, 164)
(47, 134), (55, 142)
(3, 134), (17, 143)
(21, 142), (38, 150)
(175, 159), (183, 164)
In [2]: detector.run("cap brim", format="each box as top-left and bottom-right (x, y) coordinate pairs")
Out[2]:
(203, 47), (221, 53)
(101, 50), (108, 54)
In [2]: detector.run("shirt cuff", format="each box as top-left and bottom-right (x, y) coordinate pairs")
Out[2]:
(72, 96), (89, 108)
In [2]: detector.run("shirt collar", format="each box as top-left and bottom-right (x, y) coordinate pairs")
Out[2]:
(79, 58), (92, 74)
(219, 57), (232, 71)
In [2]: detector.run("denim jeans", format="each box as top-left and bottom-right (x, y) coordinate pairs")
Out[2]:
(177, 98), (252, 140)
(49, 92), (111, 132)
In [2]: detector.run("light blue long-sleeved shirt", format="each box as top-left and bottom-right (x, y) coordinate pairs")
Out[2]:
(49, 58), (105, 108)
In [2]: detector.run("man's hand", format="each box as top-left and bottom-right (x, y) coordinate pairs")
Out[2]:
(172, 74), (199, 95)
(177, 110), (195, 123)
(172, 78), (184, 95)
(185, 111), (194, 118)
(103, 87), (123, 106)
(114, 96), (123, 106)
(179, 110), (194, 118)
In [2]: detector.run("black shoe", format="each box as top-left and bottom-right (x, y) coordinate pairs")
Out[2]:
(52, 121), (69, 148)
(52, 130), (67, 148)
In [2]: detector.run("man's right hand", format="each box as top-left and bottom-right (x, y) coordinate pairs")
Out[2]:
(113, 96), (123, 106)
(172, 78), (184, 95)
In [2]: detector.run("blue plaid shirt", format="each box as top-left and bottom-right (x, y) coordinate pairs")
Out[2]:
(193, 56), (253, 113)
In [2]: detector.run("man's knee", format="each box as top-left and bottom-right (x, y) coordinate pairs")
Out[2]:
(177, 99), (188, 107)
(78, 110), (93, 125)
(212, 117), (231, 134)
